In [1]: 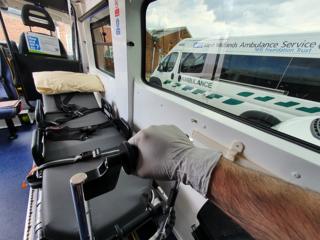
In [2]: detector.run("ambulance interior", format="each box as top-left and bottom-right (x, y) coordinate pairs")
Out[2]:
(0, 0), (319, 239)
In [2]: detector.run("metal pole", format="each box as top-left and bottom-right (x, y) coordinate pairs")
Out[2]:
(70, 173), (94, 240)
(0, 9), (14, 58)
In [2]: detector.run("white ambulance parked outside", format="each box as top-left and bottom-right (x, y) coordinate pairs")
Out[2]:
(150, 33), (320, 145)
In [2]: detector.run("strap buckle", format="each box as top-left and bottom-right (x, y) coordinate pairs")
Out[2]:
(80, 148), (101, 160)
(74, 110), (85, 117)
(46, 121), (60, 127)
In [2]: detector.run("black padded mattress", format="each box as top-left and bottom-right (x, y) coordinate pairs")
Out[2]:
(43, 107), (113, 161)
(42, 164), (152, 240)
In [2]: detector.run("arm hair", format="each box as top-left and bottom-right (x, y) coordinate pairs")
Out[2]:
(208, 159), (320, 240)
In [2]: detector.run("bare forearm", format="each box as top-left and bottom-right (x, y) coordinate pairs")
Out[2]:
(208, 159), (320, 240)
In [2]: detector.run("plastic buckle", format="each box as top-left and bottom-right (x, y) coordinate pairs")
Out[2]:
(92, 148), (101, 158)
(47, 121), (60, 127)
(80, 148), (101, 160)
(74, 110), (84, 117)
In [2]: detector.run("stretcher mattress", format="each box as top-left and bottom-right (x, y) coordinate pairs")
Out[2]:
(42, 92), (99, 114)
(44, 125), (122, 162)
(42, 164), (152, 240)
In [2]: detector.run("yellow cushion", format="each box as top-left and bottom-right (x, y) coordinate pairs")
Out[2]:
(33, 71), (105, 95)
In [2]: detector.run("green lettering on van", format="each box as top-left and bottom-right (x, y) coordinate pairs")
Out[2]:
(254, 96), (274, 102)
(296, 107), (320, 113)
(206, 93), (223, 99)
(192, 89), (206, 94)
(275, 101), (299, 107)
(163, 80), (172, 85)
(223, 98), (243, 105)
(172, 83), (181, 87)
(238, 92), (254, 97)
(182, 86), (194, 91)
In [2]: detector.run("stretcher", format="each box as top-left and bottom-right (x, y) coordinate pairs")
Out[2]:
(27, 91), (177, 240)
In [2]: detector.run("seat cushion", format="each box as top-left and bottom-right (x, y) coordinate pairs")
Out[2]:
(0, 106), (17, 119)
(42, 93), (99, 114)
(42, 163), (152, 240)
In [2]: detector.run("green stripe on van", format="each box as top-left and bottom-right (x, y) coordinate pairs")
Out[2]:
(238, 91), (254, 97)
(206, 93), (223, 99)
(275, 101), (299, 107)
(296, 107), (320, 113)
(163, 80), (172, 85)
(182, 86), (194, 91)
(172, 83), (181, 87)
(223, 98), (244, 105)
(254, 96), (274, 102)
(192, 89), (206, 95)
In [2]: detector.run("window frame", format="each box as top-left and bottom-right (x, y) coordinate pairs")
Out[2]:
(141, 0), (320, 153)
(90, 15), (115, 77)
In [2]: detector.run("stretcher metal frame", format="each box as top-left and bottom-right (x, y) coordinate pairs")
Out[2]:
(27, 94), (178, 240)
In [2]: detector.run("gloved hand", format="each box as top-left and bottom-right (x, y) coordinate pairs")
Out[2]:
(129, 125), (222, 196)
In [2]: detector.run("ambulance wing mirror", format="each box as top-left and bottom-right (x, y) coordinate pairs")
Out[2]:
(0, 0), (8, 10)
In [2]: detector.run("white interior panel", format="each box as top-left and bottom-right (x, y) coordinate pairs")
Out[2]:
(78, 1), (320, 239)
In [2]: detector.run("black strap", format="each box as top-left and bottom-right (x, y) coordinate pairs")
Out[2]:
(54, 93), (81, 113)
(50, 94), (102, 126)
(45, 121), (114, 141)
(52, 107), (102, 125)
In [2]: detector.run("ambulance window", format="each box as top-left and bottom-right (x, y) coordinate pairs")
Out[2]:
(159, 52), (178, 72)
(180, 53), (206, 73)
(91, 16), (114, 76)
(220, 55), (288, 89)
(279, 58), (320, 102)
(167, 52), (178, 71)
(145, 0), (320, 149)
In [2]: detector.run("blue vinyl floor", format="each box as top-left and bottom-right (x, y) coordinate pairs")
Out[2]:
(0, 126), (33, 240)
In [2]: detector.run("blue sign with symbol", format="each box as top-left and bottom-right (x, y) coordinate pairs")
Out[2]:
(27, 36), (40, 51)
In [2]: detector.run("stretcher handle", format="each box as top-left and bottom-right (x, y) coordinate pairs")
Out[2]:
(119, 141), (139, 175)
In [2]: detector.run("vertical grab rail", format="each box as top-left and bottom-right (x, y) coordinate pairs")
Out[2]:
(70, 173), (94, 240)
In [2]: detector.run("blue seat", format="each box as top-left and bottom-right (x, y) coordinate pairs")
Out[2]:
(0, 47), (20, 139)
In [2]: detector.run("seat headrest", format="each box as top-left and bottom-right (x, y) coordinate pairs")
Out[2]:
(21, 4), (55, 32)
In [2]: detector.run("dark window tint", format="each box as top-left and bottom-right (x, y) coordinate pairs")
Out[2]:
(158, 52), (178, 72)
(180, 53), (206, 73)
(220, 55), (289, 89)
(279, 58), (320, 102)
(221, 55), (320, 102)
(91, 16), (114, 76)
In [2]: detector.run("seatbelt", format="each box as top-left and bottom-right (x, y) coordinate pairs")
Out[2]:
(26, 147), (105, 188)
(45, 120), (114, 141)
(50, 94), (102, 126)
(26, 142), (136, 188)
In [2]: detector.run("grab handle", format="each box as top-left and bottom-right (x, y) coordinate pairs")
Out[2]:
(120, 141), (139, 175)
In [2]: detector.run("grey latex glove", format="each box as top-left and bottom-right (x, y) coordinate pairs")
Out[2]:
(129, 125), (222, 196)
